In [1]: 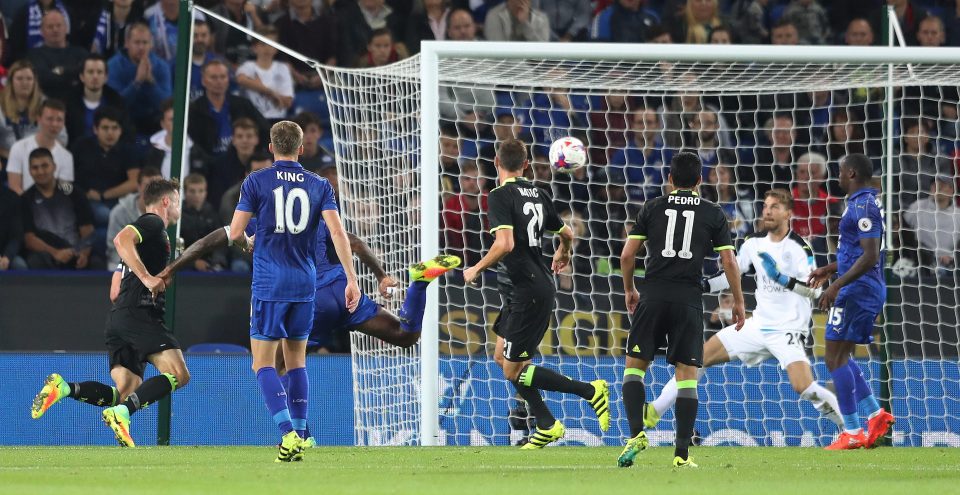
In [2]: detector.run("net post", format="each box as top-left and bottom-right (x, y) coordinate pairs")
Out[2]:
(157, 0), (196, 446)
(419, 47), (441, 446)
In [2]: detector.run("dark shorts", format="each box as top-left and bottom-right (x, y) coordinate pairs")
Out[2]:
(250, 296), (314, 341)
(105, 307), (181, 378)
(492, 293), (555, 363)
(626, 297), (704, 367)
(309, 275), (380, 347)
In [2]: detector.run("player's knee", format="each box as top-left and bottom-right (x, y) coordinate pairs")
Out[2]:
(396, 332), (420, 349)
(493, 352), (505, 368)
(172, 368), (190, 388)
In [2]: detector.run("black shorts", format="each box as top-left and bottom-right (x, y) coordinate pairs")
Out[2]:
(626, 297), (704, 367)
(105, 307), (181, 377)
(492, 293), (554, 363)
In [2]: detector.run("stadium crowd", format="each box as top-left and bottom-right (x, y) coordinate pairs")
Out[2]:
(0, 0), (957, 285)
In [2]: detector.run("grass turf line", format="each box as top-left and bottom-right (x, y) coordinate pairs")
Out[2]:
(1, 446), (958, 495)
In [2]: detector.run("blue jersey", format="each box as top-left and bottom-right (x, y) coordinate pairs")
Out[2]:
(836, 187), (885, 301)
(315, 218), (343, 287)
(237, 160), (338, 301)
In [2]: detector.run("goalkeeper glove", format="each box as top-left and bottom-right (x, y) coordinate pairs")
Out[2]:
(758, 251), (791, 287)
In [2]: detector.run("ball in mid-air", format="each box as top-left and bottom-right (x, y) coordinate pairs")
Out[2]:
(549, 137), (587, 173)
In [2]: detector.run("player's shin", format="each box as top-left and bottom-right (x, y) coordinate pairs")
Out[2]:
(286, 367), (309, 438)
(71, 381), (120, 407)
(398, 281), (428, 332)
(651, 368), (705, 418)
(674, 380), (698, 461)
(511, 382), (556, 429)
(255, 367), (294, 434)
(829, 362), (862, 433)
(800, 382), (844, 428)
(517, 364), (594, 399)
(622, 368), (646, 437)
(847, 360), (882, 417)
(120, 372), (177, 416)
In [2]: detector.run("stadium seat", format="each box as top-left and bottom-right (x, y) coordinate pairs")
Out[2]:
(186, 343), (249, 354)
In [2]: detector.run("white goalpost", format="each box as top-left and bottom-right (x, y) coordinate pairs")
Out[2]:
(196, 3), (960, 448)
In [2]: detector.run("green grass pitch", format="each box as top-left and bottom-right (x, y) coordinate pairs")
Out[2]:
(2, 446), (958, 495)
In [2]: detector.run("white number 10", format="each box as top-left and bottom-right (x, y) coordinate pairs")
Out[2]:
(272, 187), (310, 234)
(662, 209), (695, 259)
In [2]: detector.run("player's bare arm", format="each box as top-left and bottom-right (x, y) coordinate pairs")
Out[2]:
(109, 269), (122, 303)
(808, 261), (838, 288)
(819, 237), (880, 310)
(619, 237), (644, 314)
(157, 227), (244, 285)
(114, 226), (164, 295)
(349, 232), (398, 298)
(228, 210), (254, 251)
(323, 209), (361, 312)
(463, 228), (514, 285)
(551, 225), (573, 274)
(719, 249), (746, 330)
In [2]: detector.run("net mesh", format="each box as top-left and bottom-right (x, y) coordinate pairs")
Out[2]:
(321, 53), (960, 447)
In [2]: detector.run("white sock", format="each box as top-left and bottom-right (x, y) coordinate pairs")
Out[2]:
(651, 368), (706, 417)
(801, 382), (844, 428)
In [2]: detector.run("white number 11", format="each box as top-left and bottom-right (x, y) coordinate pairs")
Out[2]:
(662, 209), (695, 259)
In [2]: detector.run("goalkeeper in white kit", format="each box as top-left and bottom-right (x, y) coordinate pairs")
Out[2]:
(645, 189), (844, 433)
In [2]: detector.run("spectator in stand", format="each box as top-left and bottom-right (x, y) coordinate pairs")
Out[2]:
(180, 173), (228, 272)
(71, 106), (139, 237)
(28, 10), (88, 101)
(144, 0), (180, 68)
(588, 92), (630, 165)
(792, 152), (838, 263)
(65, 55), (129, 147)
(89, 0), (145, 60)
(709, 25), (732, 43)
(405, 0), (450, 54)
(275, 0), (338, 90)
(442, 160), (487, 266)
(609, 106), (670, 202)
(661, 90), (731, 150)
(770, 18), (800, 45)
(590, 0), (660, 42)
(824, 107), (865, 195)
(687, 109), (728, 181)
(7, 99), (72, 195)
(896, 117), (953, 209)
(338, 0), (405, 70)
(294, 111), (336, 174)
(0, 61), (45, 161)
(446, 9), (479, 41)
(537, 0), (592, 42)
(916, 14), (946, 47)
(484, 0), (551, 42)
(672, 0), (725, 44)
(704, 163), (754, 241)
(0, 186), (27, 271)
(107, 22), (172, 135)
(845, 18), (875, 46)
(21, 147), (99, 270)
(211, 0), (265, 67)
(188, 59), (267, 161)
(734, 0), (769, 44)
(753, 113), (800, 195)
(783, 0), (830, 45)
(5, 0), (71, 67)
(206, 117), (261, 207)
(219, 151), (271, 225)
(189, 20), (220, 101)
(105, 166), (162, 267)
(888, 0), (928, 45)
(646, 23), (673, 43)
(236, 26), (294, 121)
(145, 99), (195, 179)
(902, 176), (960, 273)
(439, 123), (461, 193)
(355, 28), (410, 68)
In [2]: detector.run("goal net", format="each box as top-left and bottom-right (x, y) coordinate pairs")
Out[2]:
(320, 43), (960, 448)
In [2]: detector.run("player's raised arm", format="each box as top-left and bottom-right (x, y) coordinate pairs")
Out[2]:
(819, 236), (880, 311)
(158, 227), (236, 284)
(348, 232), (398, 297)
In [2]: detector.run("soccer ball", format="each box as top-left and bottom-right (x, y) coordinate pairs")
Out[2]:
(548, 137), (587, 173)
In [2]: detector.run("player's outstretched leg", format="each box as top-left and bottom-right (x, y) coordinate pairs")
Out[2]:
(408, 254), (461, 284)
(646, 368), (707, 430)
(848, 360), (895, 448)
(31, 373), (119, 419)
(618, 368), (649, 467)
(399, 254), (462, 335)
(511, 383), (565, 449)
(102, 372), (179, 447)
(514, 364), (608, 431)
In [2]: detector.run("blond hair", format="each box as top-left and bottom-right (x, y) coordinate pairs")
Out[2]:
(1, 60), (43, 124)
(684, 0), (722, 44)
(270, 120), (303, 156)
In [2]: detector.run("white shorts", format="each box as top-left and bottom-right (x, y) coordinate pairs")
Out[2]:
(715, 318), (809, 369)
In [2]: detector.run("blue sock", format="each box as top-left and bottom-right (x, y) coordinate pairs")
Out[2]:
(830, 362), (861, 433)
(848, 360), (881, 416)
(398, 281), (428, 332)
(256, 367), (293, 435)
(286, 367), (309, 438)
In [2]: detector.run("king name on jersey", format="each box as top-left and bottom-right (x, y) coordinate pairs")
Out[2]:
(276, 170), (305, 182)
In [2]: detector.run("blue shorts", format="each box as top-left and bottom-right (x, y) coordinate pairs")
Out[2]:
(250, 296), (314, 341)
(825, 294), (882, 344)
(308, 274), (380, 347)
